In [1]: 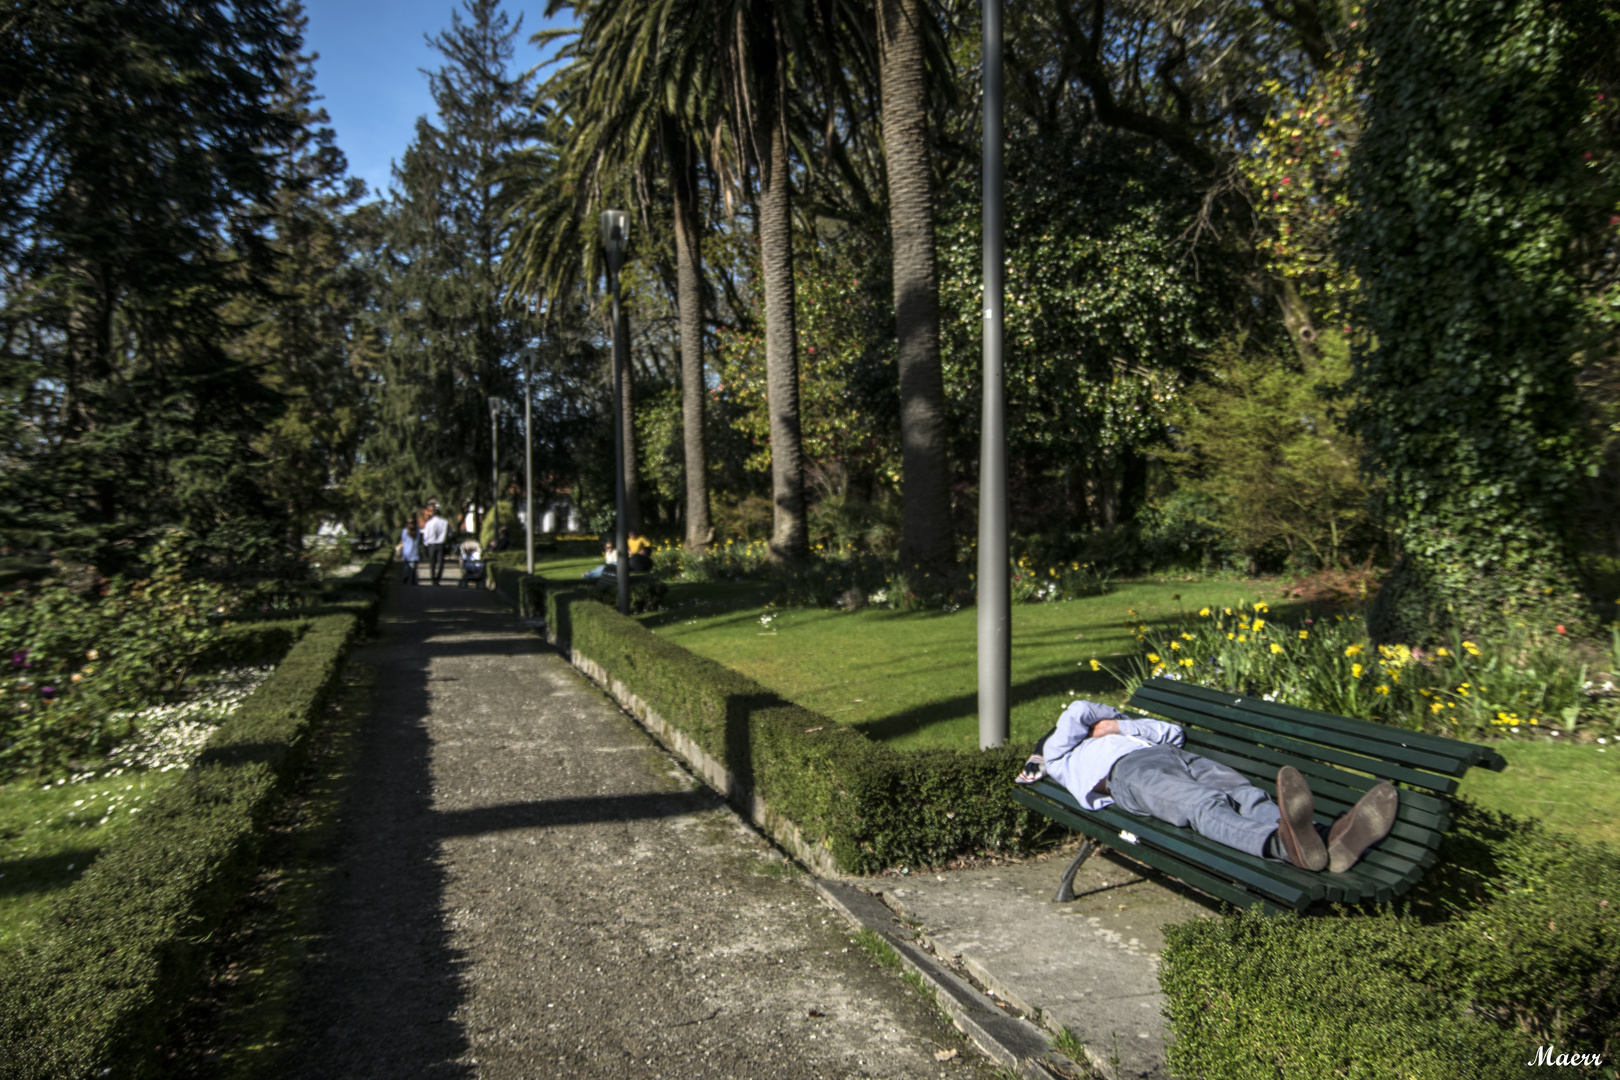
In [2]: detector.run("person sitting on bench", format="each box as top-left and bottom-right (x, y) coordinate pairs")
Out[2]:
(1017, 700), (1399, 873)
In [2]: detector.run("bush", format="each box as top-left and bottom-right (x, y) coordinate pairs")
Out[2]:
(0, 549), (388, 1080)
(0, 536), (225, 778)
(545, 584), (1059, 872)
(1161, 803), (1619, 1078)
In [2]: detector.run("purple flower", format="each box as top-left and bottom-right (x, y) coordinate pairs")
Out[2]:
(39, 686), (56, 700)
(11, 650), (27, 667)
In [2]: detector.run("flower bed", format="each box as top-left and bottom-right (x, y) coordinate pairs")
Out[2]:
(1098, 602), (1620, 742)
(0, 551), (388, 1080)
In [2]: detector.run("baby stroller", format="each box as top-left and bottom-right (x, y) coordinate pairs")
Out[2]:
(458, 550), (486, 588)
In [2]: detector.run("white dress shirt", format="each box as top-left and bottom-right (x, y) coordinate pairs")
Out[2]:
(422, 515), (449, 545)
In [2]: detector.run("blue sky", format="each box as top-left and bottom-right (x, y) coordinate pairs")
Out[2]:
(304, 0), (572, 201)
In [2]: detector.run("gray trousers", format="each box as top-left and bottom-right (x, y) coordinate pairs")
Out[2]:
(1109, 746), (1280, 858)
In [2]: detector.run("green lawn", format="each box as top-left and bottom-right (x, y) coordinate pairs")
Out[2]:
(527, 555), (1620, 847)
(0, 773), (177, 948)
(1457, 739), (1620, 847)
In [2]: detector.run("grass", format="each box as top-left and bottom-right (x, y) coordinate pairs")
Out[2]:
(643, 575), (1280, 749)
(0, 771), (178, 949)
(1457, 739), (1620, 847)
(525, 552), (1620, 845)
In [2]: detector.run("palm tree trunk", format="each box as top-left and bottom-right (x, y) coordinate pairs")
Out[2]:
(759, 70), (807, 561)
(879, 0), (952, 570)
(616, 305), (642, 534)
(668, 124), (714, 550)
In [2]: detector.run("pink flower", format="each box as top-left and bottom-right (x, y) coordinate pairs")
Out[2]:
(1556, 625), (1567, 634)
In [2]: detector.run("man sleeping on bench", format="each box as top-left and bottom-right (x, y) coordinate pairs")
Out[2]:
(1017, 700), (1398, 873)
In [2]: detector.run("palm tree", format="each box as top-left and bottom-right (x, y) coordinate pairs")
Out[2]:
(876, 0), (954, 569)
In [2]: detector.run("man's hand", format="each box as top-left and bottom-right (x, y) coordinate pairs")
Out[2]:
(1089, 718), (1122, 738)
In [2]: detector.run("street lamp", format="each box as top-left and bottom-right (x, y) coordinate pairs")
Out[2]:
(520, 346), (536, 576)
(978, 0), (1009, 749)
(489, 395), (504, 552)
(601, 209), (631, 616)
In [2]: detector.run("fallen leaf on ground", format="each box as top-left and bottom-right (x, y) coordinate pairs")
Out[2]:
(807, 1008), (823, 1018)
(804, 727), (824, 733)
(934, 1048), (958, 1061)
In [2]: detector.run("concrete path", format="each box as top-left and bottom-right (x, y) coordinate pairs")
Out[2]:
(277, 575), (991, 1080)
(865, 850), (1216, 1080)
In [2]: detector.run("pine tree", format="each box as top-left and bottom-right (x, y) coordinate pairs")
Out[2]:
(231, 2), (379, 553)
(0, 0), (296, 570)
(363, 0), (537, 531)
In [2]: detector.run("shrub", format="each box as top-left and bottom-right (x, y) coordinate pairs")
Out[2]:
(0, 550), (387, 1080)
(1161, 803), (1619, 1078)
(0, 537), (225, 778)
(546, 583), (1057, 872)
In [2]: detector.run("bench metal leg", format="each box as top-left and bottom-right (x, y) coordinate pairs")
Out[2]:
(1054, 839), (1097, 902)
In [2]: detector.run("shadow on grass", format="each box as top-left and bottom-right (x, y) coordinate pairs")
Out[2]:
(854, 667), (1128, 743)
(0, 846), (97, 899)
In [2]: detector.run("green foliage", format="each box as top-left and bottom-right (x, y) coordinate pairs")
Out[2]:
(1165, 333), (1380, 571)
(1345, 0), (1620, 643)
(0, 0), (299, 569)
(1160, 804), (1620, 1077)
(545, 583), (1058, 872)
(1113, 601), (1618, 741)
(479, 500), (518, 551)
(0, 538), (224, 779)
(0, 551), (387, 1080)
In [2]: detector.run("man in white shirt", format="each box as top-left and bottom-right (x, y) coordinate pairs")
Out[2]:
(1018, 700), (1398, 874)
(421, 502), (451, 586)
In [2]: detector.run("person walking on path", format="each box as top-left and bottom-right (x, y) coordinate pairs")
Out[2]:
(398, 521), (423, 585)
(1019, 699), (1399, 873)
(274, 582), (983, 1079)
(421, 502), (450, 586)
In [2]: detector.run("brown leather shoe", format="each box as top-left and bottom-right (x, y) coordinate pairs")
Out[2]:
(1327, 782), (1400, 873)
(1275, 766), (1327, 871)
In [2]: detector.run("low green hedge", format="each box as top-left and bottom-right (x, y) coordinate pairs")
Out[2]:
(1160, 803), (1619, 1079)
(546, 583), (1055, 873)
(490, 561), (546, 618)
(0, 551), (389, 1079)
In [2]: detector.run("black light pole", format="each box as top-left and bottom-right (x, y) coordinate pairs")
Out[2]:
(489, 395), (502, 550)
(977, 0), (1009, 749)
(521, 346), (536, 576)
(602, 209), (631, 616)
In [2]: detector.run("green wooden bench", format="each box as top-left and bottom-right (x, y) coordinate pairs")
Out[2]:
(1008, 678), (1508, 913)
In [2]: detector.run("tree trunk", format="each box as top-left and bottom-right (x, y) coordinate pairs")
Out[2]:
(668, 123), (714, 550)
(758, 62), (807, 561)
(879, 0), (953, 571)
(616, 305), (642, 534)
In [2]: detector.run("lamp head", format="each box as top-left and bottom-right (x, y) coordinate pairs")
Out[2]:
(600, 209), (629, 257)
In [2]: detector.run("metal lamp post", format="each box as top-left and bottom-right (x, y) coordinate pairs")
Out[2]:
(489, 395), (503, 551)
(521, 347), (536, 576)
(601, 209), (631, 616)
(977, 0), (1009, 749)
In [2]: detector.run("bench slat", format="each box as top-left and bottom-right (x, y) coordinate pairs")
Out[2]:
(1184, 736), (1452, 826)
(1009, 787), (1285, 914)
(1025, 780), (1336, 906)
(1136, 685), (1472, 778)
(1134, 698), (1463, 795)
(1138, 679), (1507, 771)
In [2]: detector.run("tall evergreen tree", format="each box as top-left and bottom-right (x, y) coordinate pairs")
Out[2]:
(0, 0), (297, 569)
(232, 2), (378, 552)
(364, 0), (536, 530)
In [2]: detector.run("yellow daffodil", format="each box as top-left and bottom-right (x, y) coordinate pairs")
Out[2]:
(1147, 653), (1161, 664)
(1298, 630), (1309, 639)
(1252, 619), (1267, 632)
(1227, 632), (1235, 640)
(1170, 641), (1182, 651)
(1179, 658), (1194, 668)
(1181, 632), (1195, 641)
(1352, 663), (1364, 678)
(1254, 601), (1270, 613)
(1435, 647), (1451, 658)
(1431, 702), (1443, 714)
(1461, 641), (1481, 657)
(1376, 685), (1390, 695)
(1089, 659), (1101, 672)
(1199, 607), (1211, 617)
(1344, 644), (1364, 657)
(1270, 643), (1284, 654)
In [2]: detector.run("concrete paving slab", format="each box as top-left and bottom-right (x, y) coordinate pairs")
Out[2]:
(858, 848), (1220, 1080)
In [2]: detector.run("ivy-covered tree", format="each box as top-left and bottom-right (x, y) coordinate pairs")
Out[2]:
(1345, 0), (1620, 642)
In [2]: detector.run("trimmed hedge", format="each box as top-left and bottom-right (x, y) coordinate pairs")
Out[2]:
(546, 584), (1057, 873)
(0, 551), (389, 1079)
(1160, 803), (1619, 1079)
(490, 560), (546, 618)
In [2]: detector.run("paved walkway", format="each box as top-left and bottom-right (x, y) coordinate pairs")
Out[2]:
(278, 575), (988, 1080)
